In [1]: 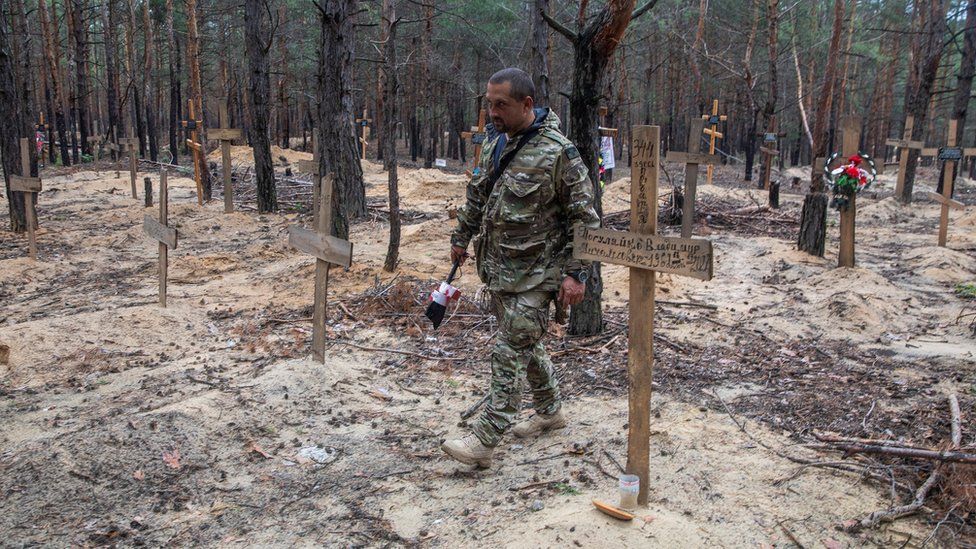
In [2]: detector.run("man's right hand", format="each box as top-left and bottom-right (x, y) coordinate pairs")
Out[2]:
(451, 245), (467, 266)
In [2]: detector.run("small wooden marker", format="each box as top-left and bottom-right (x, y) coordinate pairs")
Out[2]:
(10, 137), (42, 260)
(182, 98), (205, 205)
(287, 173), (354, 362)
(213, 99), (243, 213)
(885, 115), (925, 197)
(86, 121), (102, 161)
(700, 99), (727, 185)
(666, 119), (719, 238)
(118, 132), (140, 199)
(757, 118), (785, 192)
(933, 120), (965, 247)
(143, 171), (177, 307)
(355, 108), (371, 159)
(298, 134), (322, 226)
(573, 126), (714, 506)
(461, 105), (488, 176)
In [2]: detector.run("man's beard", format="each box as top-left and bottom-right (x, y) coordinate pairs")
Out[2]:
(491, 117), (507, 133)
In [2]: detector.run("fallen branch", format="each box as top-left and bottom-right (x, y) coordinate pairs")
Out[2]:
(330, 339), (469, 362)
(460, 393), (489, 420)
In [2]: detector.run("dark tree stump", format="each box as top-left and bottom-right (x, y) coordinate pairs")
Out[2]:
(797, 191), (828, 256)
(144, 177), (153, 207)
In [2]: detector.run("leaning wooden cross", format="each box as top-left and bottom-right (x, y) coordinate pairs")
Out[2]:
(211, 99), (242, 213)
(288, 173), (353, 362)
(574, 125), (713, 506)
(143, 171), (177, 306)
(461, 106), (488, 176)
(355, 108), (371, 159)
(10, 137), (42, 260)
(886, 115), (925, 197)
(931, 120), (966, 247)
(666, 119), (719, 238)
(700, 99), (727, 185)
(119, 132), (140, 199)
(182, 98), (205, 206)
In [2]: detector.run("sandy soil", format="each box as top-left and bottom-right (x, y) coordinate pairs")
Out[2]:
(1, 156), (974, 547)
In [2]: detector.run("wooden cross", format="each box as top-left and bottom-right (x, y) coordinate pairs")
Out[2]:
(836, 117), (860, 268)
(298, 134), (323, 227)
(182, 98), (205, 206)
(86, 121), (101, 162)
(700, 99), (727, 185)
(118, 131), (140, 199)
(287, 173), (354, 362)
(573, 125), (714, 506)
(598, 105), (619, 138)
(143, 171), (177, 307)
(665, 119), (719, 238)
(932, 119), (966, 247)
(461, 106), (487, 176)
(10, 137), (42, 260)
(211, 99), (242, 213)
(355, 108), (371, 159)
(757, 120), (785, 191)
(885, 115), (925, 198)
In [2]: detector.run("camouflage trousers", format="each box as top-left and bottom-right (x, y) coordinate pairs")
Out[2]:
(473, 290), (561, 447)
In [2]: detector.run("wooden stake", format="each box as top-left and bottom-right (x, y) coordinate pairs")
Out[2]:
(183, 98), (204, 205)
(10, 138), (42, 260)
(143, 171), (178, 307)
(355, 108), (371, 159)
(886, 115), (924, 198)
(215, 99), (242, 213)
(936, 120), (961, 247)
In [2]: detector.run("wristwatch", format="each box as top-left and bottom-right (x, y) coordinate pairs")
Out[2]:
(567, 270), (589, 284)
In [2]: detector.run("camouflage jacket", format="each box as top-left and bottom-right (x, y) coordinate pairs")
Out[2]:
(451, 108), (600, 293)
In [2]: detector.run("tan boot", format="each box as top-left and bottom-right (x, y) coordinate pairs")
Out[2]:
(441, 434), (493, 468)
(512, 409), (567, 438)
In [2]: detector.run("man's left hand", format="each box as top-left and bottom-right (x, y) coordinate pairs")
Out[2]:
(558, 276), (586, 306)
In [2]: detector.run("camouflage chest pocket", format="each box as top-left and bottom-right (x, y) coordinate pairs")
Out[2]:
(498, 166), (552, 225)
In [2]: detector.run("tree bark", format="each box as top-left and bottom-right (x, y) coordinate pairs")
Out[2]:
(166, 0), (179, 165)
(186, 0), (212, 199)
(38, 0), (71, 166)
(2, 0), (37, 231)
(316, 0), (366, 240)
(125, 0), (145, 156)
(246, 0), (278, 213)
(531, 0), (551, 107)
(71, 0), (90, 158)
(941, 0), (976, 193)
(797, 0), (844, 256)
(382, 0), (400, 272)
(104, 0), (121, 160)
(143, 0), (159, 161)
(901, 0), (948, 203)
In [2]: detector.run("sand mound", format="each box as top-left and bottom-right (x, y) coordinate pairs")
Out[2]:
(859, 196), (911, 224)
(801, 267), (915, 337)
(903, 246), (976, 283)
(958, 209), (976, 227)
(207, 145), (311, 168)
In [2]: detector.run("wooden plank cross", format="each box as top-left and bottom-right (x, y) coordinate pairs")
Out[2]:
(355, 108), (371, 159)
(118, 130), (140, 199)
(212, 99), (242, 213)
(10, 137), (42, 260)
(932, 120), (966, 247)
(886, 115), (925, 197)
(287, 173), (353, 362)
(461, 106), (488, 176)
(700, 99), (727, 185)
(182, 98), (205, 206)
(665, 119), (719, 238)
(757, 119), (785, 191)
(86, 121), (101, 162)
(836, 116), (860, 268)
(573, 125), (714, 506)
(143, 171), (177, 307)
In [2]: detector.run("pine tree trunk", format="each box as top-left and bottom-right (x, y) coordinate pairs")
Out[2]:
(143, 0), (159, 161)
(246, 0), (278, 213)
(316, 0), (366, 239)
(166, 0), (179, 165)
(797, 0), (844, 256)
(422, 1), (435, 168)
(71, 0), (91, 158)
(39, 0), (71, 166)
(942, 0), (976, 194)
(276, 4), (289, 149)
(125, 0), (145, 155)
(382, 0), (400, 272)
(104, 0), (121, 160)
(186, 0), (212, 200)
(531, 0), (551, 107)
(3, 0), (38, 231)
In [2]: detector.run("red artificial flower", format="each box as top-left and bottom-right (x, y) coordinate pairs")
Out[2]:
(848, 155), (862, 165)
(859, 175), (867, 184)
(844, 166), (860, 179)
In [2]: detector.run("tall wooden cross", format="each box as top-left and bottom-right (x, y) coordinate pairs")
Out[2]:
(211, 99), (242, 213)
(143, 171), (178, 307)
(182, 98), (205, 206)
(835, 117), (860, 268)
(574, 125), (714, 506)
(355, 108), (371, 159)
(931, 120), (966, 247)
(461, 106), (487, 176)
(666, 119), (719, 238)
(118, 129), (140, 199)
(885, 115), (925, 198)
(298, 134), (323, 227)
(10, 138), (42, 260)
(700, 99), (727, 185)
(288, 173), (354, 362)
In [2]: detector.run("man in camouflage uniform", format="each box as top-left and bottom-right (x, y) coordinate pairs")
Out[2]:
(441, 68), (600, 467)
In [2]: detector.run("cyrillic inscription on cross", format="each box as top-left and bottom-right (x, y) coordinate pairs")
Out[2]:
(573, 125), (714, 506)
